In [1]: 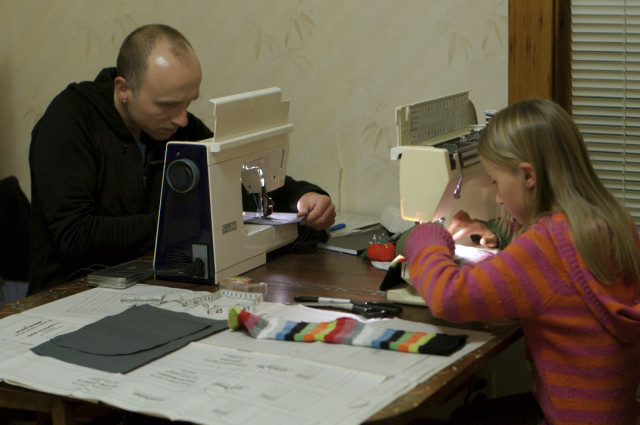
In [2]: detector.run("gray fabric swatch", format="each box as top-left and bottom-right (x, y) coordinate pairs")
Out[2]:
(32, 305), (227, 373)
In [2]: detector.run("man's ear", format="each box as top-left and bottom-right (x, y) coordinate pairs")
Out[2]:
(113, 76), (131, 103)
(519, 162), (536, 189)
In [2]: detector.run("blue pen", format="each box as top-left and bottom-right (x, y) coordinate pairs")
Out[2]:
(329, 223), (346, 232)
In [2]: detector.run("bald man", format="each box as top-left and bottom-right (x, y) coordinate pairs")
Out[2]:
(28, 24), (335, 294)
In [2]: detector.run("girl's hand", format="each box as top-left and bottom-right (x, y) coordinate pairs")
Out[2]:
(447, 210), (499, 248)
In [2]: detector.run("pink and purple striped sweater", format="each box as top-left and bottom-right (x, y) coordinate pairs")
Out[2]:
(404, 213), (640, 425)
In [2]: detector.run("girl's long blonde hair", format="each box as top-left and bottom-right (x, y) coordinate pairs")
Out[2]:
(479, 98), (640, 285)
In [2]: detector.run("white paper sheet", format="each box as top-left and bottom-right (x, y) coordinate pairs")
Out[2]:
(0, 285), (494, 425)
(0, 314), (83, 362)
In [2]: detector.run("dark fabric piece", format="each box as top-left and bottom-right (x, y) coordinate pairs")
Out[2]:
(419, 333), (469, 356)
(379, 262), (404, 290)
(32, 305), (227, 373)
(29, 67), (328, 294)
(0, 176), (30, 281)
(448, 392), (544, 425)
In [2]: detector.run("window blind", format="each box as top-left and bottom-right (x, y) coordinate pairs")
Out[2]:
(571, 0), (640, 227)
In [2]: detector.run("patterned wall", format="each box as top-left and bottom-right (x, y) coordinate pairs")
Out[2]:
(0, 0), (507, 217)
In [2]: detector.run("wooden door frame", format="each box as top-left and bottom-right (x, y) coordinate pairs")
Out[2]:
(508, 0), (571, 111)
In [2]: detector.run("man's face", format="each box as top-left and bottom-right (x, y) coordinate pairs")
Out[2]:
(124, 41), (202, 141)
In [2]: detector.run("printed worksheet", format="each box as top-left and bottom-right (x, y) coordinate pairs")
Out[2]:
(74, 343), (388, 425)
(0, 285), (494, 425)
(0, 314), (83, 362)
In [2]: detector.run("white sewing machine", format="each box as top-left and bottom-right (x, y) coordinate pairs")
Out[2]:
(387, 91), (498, 305)
(154, 87), (300, 284)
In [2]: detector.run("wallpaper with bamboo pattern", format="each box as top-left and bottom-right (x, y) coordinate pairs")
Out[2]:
(0, 0), (507, 216)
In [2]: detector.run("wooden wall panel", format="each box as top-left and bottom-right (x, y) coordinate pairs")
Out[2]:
(508, 0), (554, 104)
(508, 0), (570, 109)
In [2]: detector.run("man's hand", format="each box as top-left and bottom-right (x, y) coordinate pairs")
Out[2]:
(296, 192), (336, 231)
(447, 210), (498, 248)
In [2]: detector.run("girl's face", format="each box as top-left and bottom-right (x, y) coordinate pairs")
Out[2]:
(480, 157), (535, 225)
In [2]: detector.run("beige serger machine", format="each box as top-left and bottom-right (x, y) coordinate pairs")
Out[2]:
(388, 91), (499, 305)
(391, 91), (497, 225)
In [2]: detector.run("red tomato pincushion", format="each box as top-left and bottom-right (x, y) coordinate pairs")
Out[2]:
(366, 241), (396, 262)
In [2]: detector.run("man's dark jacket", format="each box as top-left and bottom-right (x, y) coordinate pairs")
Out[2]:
(29, 68), (325, 294)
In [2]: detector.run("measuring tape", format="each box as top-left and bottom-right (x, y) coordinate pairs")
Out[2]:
(120, 290), (263, 316)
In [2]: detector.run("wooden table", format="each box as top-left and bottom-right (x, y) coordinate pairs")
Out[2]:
(0, 247), (522, 424)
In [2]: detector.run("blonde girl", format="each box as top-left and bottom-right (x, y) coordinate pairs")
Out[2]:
(404, 98), (640, 425)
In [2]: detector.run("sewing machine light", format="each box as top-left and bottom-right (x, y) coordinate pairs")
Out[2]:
(241, 164), (265, 192)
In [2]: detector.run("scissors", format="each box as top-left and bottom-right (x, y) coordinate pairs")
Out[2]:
(292, 296), (403, 319)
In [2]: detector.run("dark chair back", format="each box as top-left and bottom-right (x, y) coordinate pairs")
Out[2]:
(0, 176), (30, 281)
